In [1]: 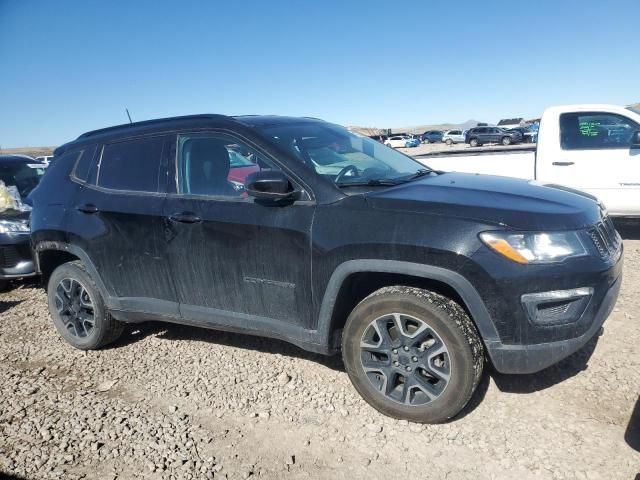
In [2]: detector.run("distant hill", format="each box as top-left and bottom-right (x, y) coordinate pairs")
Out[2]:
(629, 102), (640, 111)
(349, 119), (489, 137)
(0, 146), (55, 158)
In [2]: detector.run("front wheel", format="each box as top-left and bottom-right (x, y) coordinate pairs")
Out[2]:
(502, 136), (512, 146)
(47, 261), (123, 350)
(469, 138), (479, 147)
(445, 139), (453, 146)
(342, 286), (484, 423)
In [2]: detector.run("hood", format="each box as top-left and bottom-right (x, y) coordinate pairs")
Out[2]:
(365, 172), (601, 230)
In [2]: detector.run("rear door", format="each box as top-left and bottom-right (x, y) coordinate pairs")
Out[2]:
(538, 111), (640, 216)
(68, 135), (179, 314)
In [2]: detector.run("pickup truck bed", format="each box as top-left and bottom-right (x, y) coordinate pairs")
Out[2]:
(415, 146), (536, 181)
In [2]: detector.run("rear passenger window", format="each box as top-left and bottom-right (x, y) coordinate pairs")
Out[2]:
(98, 137), (164, 192)
(72, 145), (97, 182)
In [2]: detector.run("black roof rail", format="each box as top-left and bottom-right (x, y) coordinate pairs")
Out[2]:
(77, 114), (235, 140)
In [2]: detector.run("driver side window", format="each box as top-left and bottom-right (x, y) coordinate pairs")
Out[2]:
(560, 112), (639, 150)
(177, 133), (280, 199)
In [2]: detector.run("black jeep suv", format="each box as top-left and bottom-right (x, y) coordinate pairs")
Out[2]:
(30, 115), (622, 423)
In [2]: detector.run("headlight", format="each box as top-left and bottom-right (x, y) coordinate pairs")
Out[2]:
(0, 219), (30, 233)
(479, 231), (587, 264)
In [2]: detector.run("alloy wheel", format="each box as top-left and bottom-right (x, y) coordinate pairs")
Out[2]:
(359, 313), (451, 406)
(55, 278), (95, 338)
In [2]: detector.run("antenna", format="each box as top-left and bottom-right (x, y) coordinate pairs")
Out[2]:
(125, 108), (133, 124)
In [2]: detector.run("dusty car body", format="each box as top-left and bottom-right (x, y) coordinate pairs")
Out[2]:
(30, 114), (622, 422)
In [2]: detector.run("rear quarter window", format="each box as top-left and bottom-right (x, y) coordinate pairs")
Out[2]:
(71, 145), (98, 182)
(97, 136), (165, 192)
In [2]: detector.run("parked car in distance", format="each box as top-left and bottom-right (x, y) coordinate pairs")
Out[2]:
(419, 104), (640, 217)
(30, 114), (622, 423)
(34, 155), (53, 165)
(465, 127), (523, 147)
(385, 135), (420, 148)
(421, 131), (443, 144)
(507, 127), (536, 143)
(0, 155), (46, 291)
(442, 129), (466, 145)
(368, 135), (387, 143)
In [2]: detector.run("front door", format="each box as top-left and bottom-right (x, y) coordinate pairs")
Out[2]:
(538, 110), (640, 216)
(163, 131), (316, 329)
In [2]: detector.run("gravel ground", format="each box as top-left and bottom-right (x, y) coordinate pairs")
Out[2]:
(1, 236), (639, 480)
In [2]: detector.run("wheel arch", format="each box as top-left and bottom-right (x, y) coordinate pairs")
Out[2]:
(34, 242), (109, 299)
(317, 260), (500, 351)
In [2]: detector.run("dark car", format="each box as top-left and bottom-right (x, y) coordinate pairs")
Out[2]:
(507, 127), (534, 143)
(30, 114), (622, 423)
(421, 130), (443, 143)
(0, 155), (46, 290)
(465, 127), (523, 146)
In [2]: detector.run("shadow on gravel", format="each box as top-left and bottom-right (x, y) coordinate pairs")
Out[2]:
(490, 330), (600, 394)
(110, 321), (346, 372)
(613, 219), (640, 240)
(0, 299), (22, 314)
(625, 396), (640, 452)
(0, 472), (28, 479)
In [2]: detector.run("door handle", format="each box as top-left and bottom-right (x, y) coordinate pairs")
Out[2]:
(169, 212), (202, 224)
(552, 161), (575, 166)
(76, 203), (99, 214)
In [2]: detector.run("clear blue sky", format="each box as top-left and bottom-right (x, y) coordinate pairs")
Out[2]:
(1, 0), (639, 147)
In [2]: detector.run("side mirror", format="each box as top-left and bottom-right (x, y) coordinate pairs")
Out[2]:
(632, 130), (640, 147)
(245, 170), (298, 203)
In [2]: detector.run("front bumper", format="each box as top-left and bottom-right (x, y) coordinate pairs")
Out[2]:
(0, 233), (36, 280)
(486, 272), (621, 373)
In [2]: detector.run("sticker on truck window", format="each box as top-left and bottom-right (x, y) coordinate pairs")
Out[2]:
(578, 121), (601, 137)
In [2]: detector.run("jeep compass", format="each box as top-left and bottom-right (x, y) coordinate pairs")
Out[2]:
(30, 115), (622, 423)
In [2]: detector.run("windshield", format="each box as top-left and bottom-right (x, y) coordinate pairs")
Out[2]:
(227, 149), (255, 168)
(258, 121), (430, 186)
(0, 162), (46, 198)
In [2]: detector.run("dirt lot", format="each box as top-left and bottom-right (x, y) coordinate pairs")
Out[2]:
(397, 141), (535, 157)
(1, 233), (639, 480)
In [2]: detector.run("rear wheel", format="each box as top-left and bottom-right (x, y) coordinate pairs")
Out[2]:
(47, 261), (123, 350)
(0, 279), (8, 292)
(342, 286), (484, 423)
(502, 136), (512, 146)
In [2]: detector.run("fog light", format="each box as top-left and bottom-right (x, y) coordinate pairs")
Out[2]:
(521, 288), (593, 326)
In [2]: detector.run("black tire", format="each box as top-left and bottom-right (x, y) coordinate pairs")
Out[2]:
(502, 136), (512, 146)
(47, 260), (123, 350)
(342, 286), (484, 423)
(0, 279), (8, 292)
(469, 138), (479, 147)
(445, 139), (453, 146)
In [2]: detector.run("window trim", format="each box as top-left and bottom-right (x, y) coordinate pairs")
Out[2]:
(170, 129), (315, 204)
(559, 111), (640, 151)
(92, 133), (170, 194)
(69, 146), (98, 184)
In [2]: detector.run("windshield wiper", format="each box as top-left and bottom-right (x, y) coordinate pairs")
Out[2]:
(407, 168), (436, 180)
(336, 178), (402, 187)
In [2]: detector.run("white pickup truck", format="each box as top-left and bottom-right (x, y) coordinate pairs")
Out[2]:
(417, 104), (640, 217)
